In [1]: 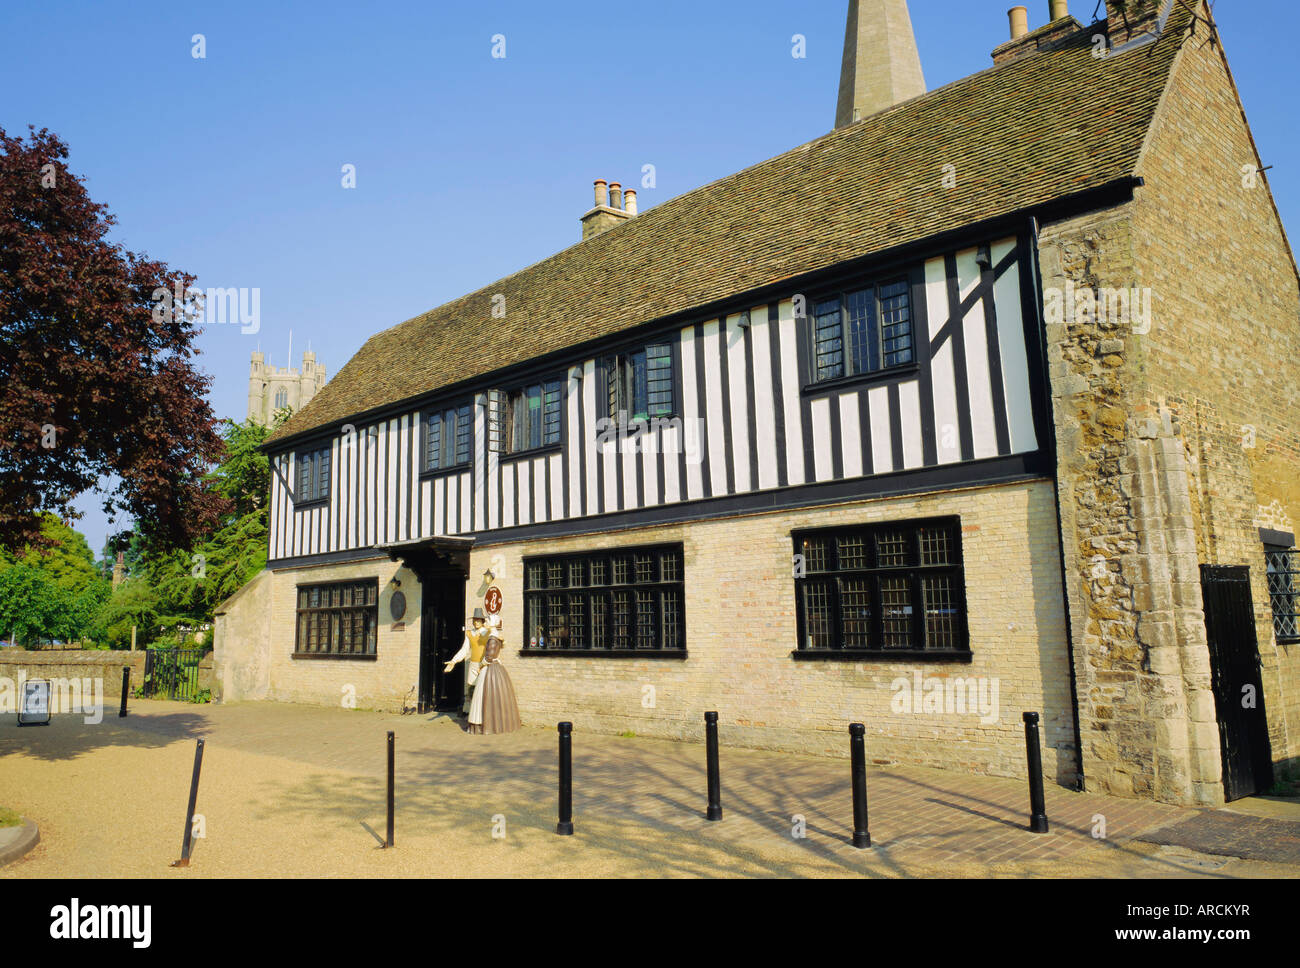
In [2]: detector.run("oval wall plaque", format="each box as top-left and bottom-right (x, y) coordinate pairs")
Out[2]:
(390, 590), (407, 622)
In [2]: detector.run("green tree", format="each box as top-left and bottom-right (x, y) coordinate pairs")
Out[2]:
(211, 418), (270, 518)
(135, 417), (276, 629)
(0, 564), (69, 644)
(1, 514), (100, 590)
(0, 513), (109, 645)
(85, 579), (162, 649)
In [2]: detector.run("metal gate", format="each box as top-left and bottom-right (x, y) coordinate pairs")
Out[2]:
(142, 647), (207, 702)
(1200, 566), (1274, 801)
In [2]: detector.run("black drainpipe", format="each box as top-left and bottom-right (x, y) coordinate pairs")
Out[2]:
(1029, 214), (1086, 793)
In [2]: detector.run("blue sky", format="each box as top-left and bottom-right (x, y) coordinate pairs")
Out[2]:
(2, 0), (1296, 556)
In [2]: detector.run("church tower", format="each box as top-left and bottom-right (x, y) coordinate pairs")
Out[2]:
(247, 350), (328, 426)
(835, 0), (926, 128)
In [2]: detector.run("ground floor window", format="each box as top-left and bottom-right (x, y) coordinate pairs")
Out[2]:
(522, 544), (685, 655)
(793, 517), (969, 659)
(294, 579), (379, 658)
(1266, 546), (1300, 644)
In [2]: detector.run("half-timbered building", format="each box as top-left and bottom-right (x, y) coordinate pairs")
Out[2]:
(215, 0), (1300, 806)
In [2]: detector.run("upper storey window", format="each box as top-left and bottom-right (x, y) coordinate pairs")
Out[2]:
(813, 279), (913, 383)
(424, 404), (472, 472)
(501, 381), (562, 454)
(606, 343), (676, 422)
(296, 444), (331, 505)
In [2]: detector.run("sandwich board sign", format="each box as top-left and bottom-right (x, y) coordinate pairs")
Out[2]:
(18, 679), (51, 726)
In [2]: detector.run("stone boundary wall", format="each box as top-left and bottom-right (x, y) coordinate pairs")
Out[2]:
(0, 650), (147, 696)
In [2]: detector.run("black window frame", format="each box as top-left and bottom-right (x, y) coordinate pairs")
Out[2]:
(498, 379), (563, 457)
(422, 402), (473, 475)
(604, 341), (679, 425)
(520, 543), (686, 658)
(807, 276), (916, 388)
(792, 517), (971, 661)
(1265, 545), (1300, 644)
(295, 443), (332, 507)
(292, 578), (379, 660)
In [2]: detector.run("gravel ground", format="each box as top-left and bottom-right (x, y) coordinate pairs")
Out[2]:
(2, 704), (1296, 879)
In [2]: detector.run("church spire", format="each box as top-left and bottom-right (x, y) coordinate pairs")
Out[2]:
(835, 0), (926, 128)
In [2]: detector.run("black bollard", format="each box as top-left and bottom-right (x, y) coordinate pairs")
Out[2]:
(849, 723), (871, 849)
(704, 711), (722, 821)
(118, 667), (130, 718)
(1023, 712), (1050, 834)
(171, 738), (205, 867)
(556, 722), (574, 836)
(385, 731), (395, 848)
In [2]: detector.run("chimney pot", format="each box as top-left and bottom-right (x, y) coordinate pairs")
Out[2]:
(623, 189), (638, 216)
(1009, 6), (1029, 39)
(1049, 0), (1067, 20)
(581, 179), (633, 240)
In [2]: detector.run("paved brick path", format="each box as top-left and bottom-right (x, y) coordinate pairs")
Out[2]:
(3, 700), (1297, 877)
(1138, 812), (1300, 865)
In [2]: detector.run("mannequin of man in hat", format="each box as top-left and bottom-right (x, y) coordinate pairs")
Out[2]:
(445, 608), (491, 716)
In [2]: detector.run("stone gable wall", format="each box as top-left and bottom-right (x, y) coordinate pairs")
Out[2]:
(1130, 17), (1300, 776)
(1039, 10), (1300, 805)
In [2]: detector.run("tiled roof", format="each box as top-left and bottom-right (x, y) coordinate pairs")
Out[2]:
(267, 7), (1192, 447)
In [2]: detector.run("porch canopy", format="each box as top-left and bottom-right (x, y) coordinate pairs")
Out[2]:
(375, 536), (475, 579)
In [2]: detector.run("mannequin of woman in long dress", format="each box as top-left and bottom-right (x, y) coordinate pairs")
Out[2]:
(467, 635), (520, 735)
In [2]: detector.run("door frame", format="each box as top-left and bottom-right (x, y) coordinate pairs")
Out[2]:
(1200, 564), (1275, 801)
(377, 537), (474, 716)
(418, 565), (468, 714)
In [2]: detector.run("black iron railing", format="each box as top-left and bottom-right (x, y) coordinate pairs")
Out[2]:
(143, 647), (208, 701)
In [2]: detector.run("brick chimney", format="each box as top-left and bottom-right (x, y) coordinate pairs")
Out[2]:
(835, 0), (926, 128)
(1107, 0), (1173, 48)
(580, 178), (636, 241)
(993, 1), (1083, 65)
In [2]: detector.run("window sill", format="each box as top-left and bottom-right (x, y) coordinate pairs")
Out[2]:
(294, 498), (329, 511)
(420, 464), (471, 480)
(791, 649), (972, 663)
(600, 412), (683, 428)
(500, 444), (562, 462)
(519, 648), (688, 660)
(802, 362), (919, 396)
(292, 652), (378, 661)
(1276, 635), (1300, 646)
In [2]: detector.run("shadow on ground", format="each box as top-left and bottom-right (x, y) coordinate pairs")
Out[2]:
(1, 704), (209, 762)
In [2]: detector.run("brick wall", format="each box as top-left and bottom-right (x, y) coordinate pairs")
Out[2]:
(260, 556), (422, 711)
(471, 479), (1074, 783)
(247, 480), (1074, 785)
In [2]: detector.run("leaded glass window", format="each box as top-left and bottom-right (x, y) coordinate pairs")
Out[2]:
(424, 404), (473, 472)
(794, 518), (968, 656)
(1266, 547), (1299, 643)
(813, 278), (913, 382)
(522, 544), (686, 654)
(294, 579), (378, 657)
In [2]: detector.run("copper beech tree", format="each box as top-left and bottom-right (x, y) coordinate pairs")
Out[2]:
(0, 126), (226, 551)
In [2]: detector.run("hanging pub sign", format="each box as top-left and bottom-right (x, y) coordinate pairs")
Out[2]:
(18, 679), (51, 727)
